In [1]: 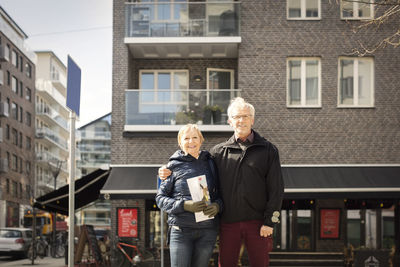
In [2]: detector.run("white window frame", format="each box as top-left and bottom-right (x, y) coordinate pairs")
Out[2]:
(340, 0), (374, 20)
(287, 0), (321, 20)
(139, 69), (189, 111)
(337, 57), (374, 108)
(286, 57), (321, 108)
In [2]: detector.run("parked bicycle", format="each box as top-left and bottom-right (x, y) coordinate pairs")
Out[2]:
(27, 235), (48, 260)
(114, 239), (155, 267)
(51, 232), (66, 258)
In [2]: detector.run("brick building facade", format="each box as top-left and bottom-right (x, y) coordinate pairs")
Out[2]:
(107, 0), (400, 264)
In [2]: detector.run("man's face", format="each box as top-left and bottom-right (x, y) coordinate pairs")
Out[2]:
(228, 107), (254, 139)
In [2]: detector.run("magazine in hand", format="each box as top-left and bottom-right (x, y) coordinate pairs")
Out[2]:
(186, 175), (213, 222)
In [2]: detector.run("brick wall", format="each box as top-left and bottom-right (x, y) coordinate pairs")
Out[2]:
(112, 0), (400, 165)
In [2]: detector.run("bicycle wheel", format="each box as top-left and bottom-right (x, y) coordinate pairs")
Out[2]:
(55, 243), (65, 258)
(115, 248), (131, 267)
(137, 250), (155, 267)
(27, 245), (37, 261)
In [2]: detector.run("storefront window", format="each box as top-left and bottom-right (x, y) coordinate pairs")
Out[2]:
(296, 210), (312, 250)
(347, 210), (361, 247)
(382, 209), (394, 249)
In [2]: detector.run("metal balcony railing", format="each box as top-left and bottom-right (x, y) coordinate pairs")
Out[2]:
(36, 105), (69, 130)
(125, 1), (240, 38)
(125, 89), (240, 125)
(36, 127), (68, 150)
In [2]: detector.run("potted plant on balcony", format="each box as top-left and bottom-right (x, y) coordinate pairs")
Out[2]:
(211, 105), (223, 124)
(202, 105), (213, 124)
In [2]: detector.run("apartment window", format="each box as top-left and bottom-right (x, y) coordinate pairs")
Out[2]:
(26, 111), (31, 127)
(287, 0), (320, 19)
(26, 136), (31, 150)
(26, 88), (32, 102)
(4, 45), (10, 62)
(19, 82), (23, 97)
(11, 128), (18, 146)
(19, 158), (23, 173)
(6, 124), (10, 140)
(0, 69), (3, 85)
(20, 56), (23, 72)
(19, 107), (23, 123)
(11, 102), (17, 120)
(26, 63), (32, 78)
(338, 57), (374, 107)
(19, 132), (23, 148)
(12, 154), (18, 171)
(6, 179), (10, 194)
(341, 0), (374, 19)
(6, 152), (10, 169)
(26, 161), (31, 175)
(287, 58), (321, 107)
(7, 71), (10, 85)
(139, 70), (188, 112)
(11, 50), (18, 68)
(11, 76), (18, 94)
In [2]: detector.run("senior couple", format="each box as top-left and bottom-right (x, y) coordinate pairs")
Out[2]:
(156, 97), (284, 267)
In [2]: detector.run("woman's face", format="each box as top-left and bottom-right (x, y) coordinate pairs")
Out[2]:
(180, 128), (202, 157)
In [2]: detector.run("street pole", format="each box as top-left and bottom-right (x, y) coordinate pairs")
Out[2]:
(68, 111), (76, 267)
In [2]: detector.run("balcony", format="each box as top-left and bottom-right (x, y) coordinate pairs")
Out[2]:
(36, 127), (68, 152)
(36, 79), (68, 108)
(125, 1), (241, 58)
(80, 130), (111, 140)
(36, 105), (69, 131)
(50, 71), (67, 91)
(36, 151), (68, 174)
(78, 144), (111, 153)
(125, 89), (240, 132)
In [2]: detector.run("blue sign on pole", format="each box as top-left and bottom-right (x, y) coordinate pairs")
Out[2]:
(66, 56), (81, 116)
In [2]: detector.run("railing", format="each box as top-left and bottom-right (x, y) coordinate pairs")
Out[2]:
(36, 105), (69, 130)
(36, 151), (68, 173)
(50, 71), (67, 88)
(36, 79), (67, 107)
(36, 127), (68, 150)
(78, 144), (111, 153)
(125, 89), (240, 125)
(125, 1), (240, 38)
(80, 130), (111, 140)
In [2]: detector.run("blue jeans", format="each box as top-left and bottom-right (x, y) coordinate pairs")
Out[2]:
(169, 226), (218, 267)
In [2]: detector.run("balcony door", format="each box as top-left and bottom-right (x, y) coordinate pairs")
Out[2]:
(206, 0), (236, 36)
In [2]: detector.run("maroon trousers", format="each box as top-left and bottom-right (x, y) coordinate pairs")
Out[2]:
(218, 220), (273, 267)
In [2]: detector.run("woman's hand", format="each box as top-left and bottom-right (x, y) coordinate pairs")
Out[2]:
(183, 200), (207, 213)
(158, 165), (172, 180)
(203, 203), (219, 218)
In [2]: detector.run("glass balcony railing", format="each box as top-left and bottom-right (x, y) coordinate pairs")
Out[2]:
(80, 130), (111, 140)
(50, 71), (67, 88)
(125, 2), (240, 38)
(125, 89), (241, 125)
(36, 151), (68, 173)
(36, 127), (68, 150)
(78, 144), (111, 153)
(36, 105), (69, 130)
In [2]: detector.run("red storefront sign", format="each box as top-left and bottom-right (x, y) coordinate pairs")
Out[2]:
(320, 209), (340, 239)
(117, 208), (138, 237)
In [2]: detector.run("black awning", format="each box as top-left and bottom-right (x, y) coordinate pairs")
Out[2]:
(34, 169), (110, 215)
(101, 165), (400, 200)
(100, 166), (159, 199)
(283, 166), (400, 199)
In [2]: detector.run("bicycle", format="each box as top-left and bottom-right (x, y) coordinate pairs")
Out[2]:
(27, 235), (48, 260)
(51, 232), (66, 258)
(115, 241), (155, 267)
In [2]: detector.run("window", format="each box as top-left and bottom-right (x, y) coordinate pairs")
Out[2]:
(287, 0), (320, 19)
(0, 69), (3, 85)
(19, 132), (22, 148)
(338, 57), (374, 107)
(4, 45), (10, 62)
(11, 128), (18, 146)
(26, 161), (31, 175)
(341, 0), (374, 19)
(26, 112), (31, 127)
(287, 58), (321, 107)
(19, 82), (23, 97)
(11, 102), (17, 120)
(26, 88), (32, 102)
(7, 71), (10, 85)
(139, 70), (188, 112)
(11, 76), (18, 94)
(11, 50), (18, 67)
(12, 154), (17, 171)
(26, 63), (32, 78)
(26, 136), (31, 150)
(6, 179), (10, 194)
(19, 158), (23, 173)
(19, 107), (23, 123)
(19, 56), (23, 72)
(6, 124), (10, 140)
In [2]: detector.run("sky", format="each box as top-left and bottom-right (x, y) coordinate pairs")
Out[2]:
(0, 0), (112, 127)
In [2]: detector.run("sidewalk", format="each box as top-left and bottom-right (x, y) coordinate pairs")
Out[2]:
(0, 257), (65, 267)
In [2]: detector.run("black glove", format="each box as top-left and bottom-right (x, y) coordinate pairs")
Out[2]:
(203, 203), (219, 218)
(183, 200), (207, 213)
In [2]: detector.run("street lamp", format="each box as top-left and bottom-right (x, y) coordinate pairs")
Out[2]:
(48, 158), (64, 258)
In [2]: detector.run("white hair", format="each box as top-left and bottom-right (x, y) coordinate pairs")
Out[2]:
(227, 97), (255, 117)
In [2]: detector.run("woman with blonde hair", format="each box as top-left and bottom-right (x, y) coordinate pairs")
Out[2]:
(156, 124), (222, 267)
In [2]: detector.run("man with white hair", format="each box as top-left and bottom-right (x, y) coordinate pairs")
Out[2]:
(159, 97), (284, 266)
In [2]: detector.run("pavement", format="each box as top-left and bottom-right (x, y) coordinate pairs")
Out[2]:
(0, 257), (66, 267)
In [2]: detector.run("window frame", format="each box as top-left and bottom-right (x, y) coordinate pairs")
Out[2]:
(340, 0), (374, 20)
(337, 57), (375, 108)
(287, 0), (321, 20)
(286, 57), (322, 108)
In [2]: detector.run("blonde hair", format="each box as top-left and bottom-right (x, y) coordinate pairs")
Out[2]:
(227, 97), (255, 118)
(177, 124), (205, 148)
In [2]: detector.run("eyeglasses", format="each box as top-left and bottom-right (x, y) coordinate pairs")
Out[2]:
(230, 114), (253, 120)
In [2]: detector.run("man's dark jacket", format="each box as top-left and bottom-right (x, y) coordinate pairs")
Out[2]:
(210, 130), (284, 227)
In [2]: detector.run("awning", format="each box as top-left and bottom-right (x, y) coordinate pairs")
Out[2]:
(100, 165), (400, 200)
(284, 166), (400, 199)
(100, 166), (159, 199)
(34, 169), (110, 215)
